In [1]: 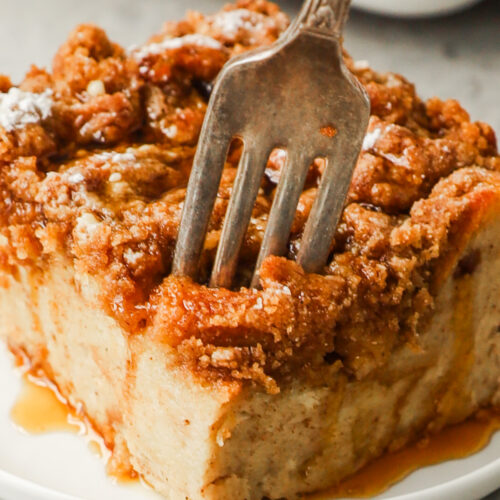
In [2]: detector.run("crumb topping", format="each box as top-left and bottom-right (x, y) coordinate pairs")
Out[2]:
(0, 88), (53, 132)
(0, 0), (499, 392)
(131, 34), (224, 60)
(209, 8), (286, 45)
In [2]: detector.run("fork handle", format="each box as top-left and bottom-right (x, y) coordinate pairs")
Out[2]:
(294, 0), (351, 37)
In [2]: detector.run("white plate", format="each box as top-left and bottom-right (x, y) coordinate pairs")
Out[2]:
(1, 342), (500, 500)
(352, 0), (482, 17)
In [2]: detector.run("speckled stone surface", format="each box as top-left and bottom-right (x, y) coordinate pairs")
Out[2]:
(0, 1), (499, 499)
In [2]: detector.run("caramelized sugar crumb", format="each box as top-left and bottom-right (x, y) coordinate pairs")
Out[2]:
(0, 0), (499, 391)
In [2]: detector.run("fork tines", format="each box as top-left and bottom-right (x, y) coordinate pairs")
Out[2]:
(172, 2), (370, 289)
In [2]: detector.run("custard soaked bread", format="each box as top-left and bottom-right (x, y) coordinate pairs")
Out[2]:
(1, 1), (499, 499)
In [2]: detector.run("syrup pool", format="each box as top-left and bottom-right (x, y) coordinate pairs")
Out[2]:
(314, 410), (500, 499)
(9, 364), (500, 499)
(10, 373), (81, 434)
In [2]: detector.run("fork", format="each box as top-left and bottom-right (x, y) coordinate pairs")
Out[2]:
(172, 0), (370, 289)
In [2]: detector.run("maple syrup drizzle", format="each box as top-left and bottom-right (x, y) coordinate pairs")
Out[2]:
(9, 371), (138, 484)
(10, 373), (80, 434)
(313, 410), (500, 499)
(10, 362), (500, 497)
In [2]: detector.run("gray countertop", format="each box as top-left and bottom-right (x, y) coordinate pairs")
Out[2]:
(0, 1), (499, 499)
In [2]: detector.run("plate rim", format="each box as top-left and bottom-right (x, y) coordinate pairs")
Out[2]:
(389, 456), (500, 500)
(2, 455), (500, 500)
(0, 469), (79, 500)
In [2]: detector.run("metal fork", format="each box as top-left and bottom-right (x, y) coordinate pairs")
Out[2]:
(172, 0), (370, 289)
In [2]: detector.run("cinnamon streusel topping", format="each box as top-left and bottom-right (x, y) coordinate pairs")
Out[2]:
(1, 0), (499, 391)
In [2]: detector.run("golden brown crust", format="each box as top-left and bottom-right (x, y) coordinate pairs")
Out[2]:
(0, 0), (499, 391)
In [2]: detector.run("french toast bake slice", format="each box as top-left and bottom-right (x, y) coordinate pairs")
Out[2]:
(0, 1), (499, 499)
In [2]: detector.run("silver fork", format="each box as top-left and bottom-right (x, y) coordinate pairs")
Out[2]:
(172, 0), (370, 289)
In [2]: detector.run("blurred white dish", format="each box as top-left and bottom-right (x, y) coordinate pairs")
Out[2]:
(352, 0), (482, 17)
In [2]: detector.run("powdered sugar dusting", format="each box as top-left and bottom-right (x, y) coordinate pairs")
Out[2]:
(68, 172), (85, 184)
(0, 88), (53, 132)
(109, 172), (123, 182)
(73, 213), (102, 246)
(94, 151), (136, 164)
(211, 9), (267, 39)
(353, 60), (370, 71)
(162, 124), (178, 139)
(385, 74), (403, 88)
(132, 34), (223, 60)
(123, 248), (144, 266)
(362, 128), (382, 151)
(379, 151), (411, 169)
